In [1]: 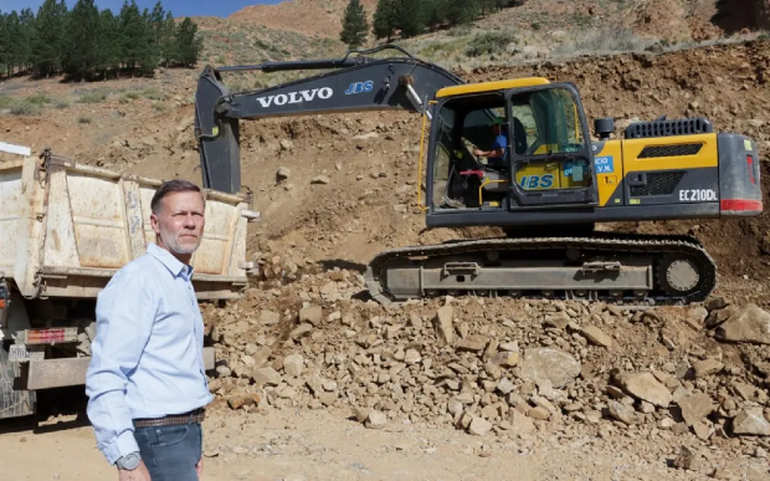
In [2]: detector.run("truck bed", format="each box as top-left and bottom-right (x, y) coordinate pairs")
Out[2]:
(0, 150), (258, 301)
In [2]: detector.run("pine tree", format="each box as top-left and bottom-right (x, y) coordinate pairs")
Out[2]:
(478, 0), (497, 15)
(149, 1), (165, 45)
(147, 2), (166, 66)
(446, 0), (480, 26)
(340, 0), (369, 49)
(174, 17), (202, 67)
(395, 0), (425, 38)
(140, 6), (160, 74)
(18, 8), (36, 73)
(422, 0), (447, 30)
(160, 12), (177, 67)
(97, 9), (121, 78)
(33, 0), (68, 77)
(63, 0), (101, 79)
(3, 10), (22, 77)
(372, 0), (398, 41)
(118, 0), (149, 74)
(0, 14), (8, 77)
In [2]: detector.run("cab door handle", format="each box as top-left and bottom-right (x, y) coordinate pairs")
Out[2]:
(628, 172), (647, 186)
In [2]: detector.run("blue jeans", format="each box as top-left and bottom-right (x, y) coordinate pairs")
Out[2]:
(134, 421), (202, 481)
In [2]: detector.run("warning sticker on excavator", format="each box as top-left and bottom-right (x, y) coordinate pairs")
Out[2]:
(594, 156), (614, 174)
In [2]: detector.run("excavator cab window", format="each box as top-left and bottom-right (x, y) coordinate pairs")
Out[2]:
(431, 91), (510, 209)
(429, 82), (596, 211)
(506, 84), (598, 208)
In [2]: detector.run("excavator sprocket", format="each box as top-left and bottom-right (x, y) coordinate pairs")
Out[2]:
(364, 233), (716, 306)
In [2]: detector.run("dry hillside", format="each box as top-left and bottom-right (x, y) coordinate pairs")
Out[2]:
(221, 0), (770, 43)
(230, 0), (379, 37)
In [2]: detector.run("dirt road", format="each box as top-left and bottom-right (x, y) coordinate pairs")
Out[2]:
(2, 404), (768, 481)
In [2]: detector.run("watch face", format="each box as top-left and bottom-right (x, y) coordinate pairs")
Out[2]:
(122, 452), (140, 470)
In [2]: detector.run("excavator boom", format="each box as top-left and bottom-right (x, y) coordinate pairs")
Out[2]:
(195, 45), (465, 193)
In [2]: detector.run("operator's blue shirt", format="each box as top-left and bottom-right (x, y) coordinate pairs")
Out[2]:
(85, 242), (212, 465)
(488, 134), (508, 168)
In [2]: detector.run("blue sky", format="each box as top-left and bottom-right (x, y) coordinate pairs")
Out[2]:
(0, 0), (285, 17)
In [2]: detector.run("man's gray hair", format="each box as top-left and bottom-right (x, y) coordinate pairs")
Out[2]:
(151, 179), (202, 214)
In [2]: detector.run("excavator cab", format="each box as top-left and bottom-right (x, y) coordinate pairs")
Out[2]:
(427, 78), (598, 220)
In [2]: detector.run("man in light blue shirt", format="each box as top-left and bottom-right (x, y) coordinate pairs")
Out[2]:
(86, 179), (212, 481)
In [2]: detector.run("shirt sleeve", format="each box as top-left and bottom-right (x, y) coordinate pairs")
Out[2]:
(85, 267), (157, 465)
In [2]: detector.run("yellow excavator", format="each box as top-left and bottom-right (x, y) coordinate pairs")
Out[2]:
(194, 45), (762, 305)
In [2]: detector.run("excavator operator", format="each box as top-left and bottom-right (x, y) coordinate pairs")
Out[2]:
(473, 116), (508, 169)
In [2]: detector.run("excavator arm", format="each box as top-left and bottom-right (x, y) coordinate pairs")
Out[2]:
(194, 45), (466, 194)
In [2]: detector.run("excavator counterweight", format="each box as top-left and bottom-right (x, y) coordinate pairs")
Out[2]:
(194, 45), (762, 305)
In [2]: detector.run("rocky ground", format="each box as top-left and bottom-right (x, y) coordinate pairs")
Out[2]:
(194, 257), (770, 478)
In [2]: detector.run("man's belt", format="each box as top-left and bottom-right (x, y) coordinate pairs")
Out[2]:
(133, 408), (205, 428)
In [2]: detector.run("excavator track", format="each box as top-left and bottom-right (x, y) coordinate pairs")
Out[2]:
(364, 233), (716, 306)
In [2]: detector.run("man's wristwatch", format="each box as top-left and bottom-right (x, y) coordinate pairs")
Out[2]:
(116, 452), (141, 470)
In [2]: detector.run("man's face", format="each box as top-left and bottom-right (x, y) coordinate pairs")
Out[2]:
(150, 191), (205, 256)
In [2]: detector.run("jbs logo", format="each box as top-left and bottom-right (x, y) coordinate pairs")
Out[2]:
(519, 174), (554, 189)
(679, 189), (717, 201)
(345, 80), (374, 95)
(256, 87), (333, 108)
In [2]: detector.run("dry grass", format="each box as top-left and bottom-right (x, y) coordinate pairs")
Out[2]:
(551, 27), (651, 57)
(0, 95), (49, 116)
(9, 101), (41, 116)
(199, 24), (344, 68)
(77, 89), (110, 104)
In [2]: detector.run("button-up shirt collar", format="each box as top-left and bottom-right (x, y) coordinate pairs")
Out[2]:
(146, 242), (193, 280)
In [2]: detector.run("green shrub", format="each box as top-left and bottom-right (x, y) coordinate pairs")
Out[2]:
(26, 94), (52, 105)
(141, 87), (164, 100)
(78, 90), (108, 103)
(9, 101), (41, 116)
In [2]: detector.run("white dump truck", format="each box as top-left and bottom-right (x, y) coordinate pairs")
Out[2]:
(0, 143), (258, 419)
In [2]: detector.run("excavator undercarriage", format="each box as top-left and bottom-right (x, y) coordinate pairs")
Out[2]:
(365, 232), (716, 306)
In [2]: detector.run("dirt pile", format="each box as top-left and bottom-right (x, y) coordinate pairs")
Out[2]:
(201, 262), (770, 458)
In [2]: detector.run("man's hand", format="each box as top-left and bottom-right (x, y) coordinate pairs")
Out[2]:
(196, 457), (203, 478)
(118, 461), (152, 481)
